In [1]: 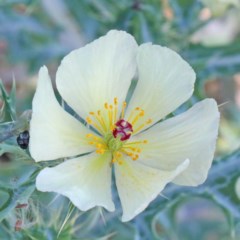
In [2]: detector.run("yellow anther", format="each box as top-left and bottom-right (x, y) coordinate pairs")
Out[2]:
(86, 117), (92, 124)
(96, 143), (103, 148)
(97, 110), (101, 115)
(146, 119), (152, 124)
(109, 105), (113, 110)
(139, 110), (144, 116)
(111, 151), (124, 165)
(135, 107), (140, 111)
(115, 152), (122, 158)
(88, 141), (95, 145)
(89, 112), (95, 115)
(114, 97), (118, 105)
(118, 160), (123, 165)
(126, 152), (133, 157)
(86, 133), (93, 138)
(96, 149), (105, 154)
(143, 140), (148, 144)
(104, 103), (108, 109)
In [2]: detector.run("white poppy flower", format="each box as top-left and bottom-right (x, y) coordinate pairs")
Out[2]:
(30, 30), (220, 222)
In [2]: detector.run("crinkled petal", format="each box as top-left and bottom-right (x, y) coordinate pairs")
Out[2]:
(130, 99), (220, 186)
(56, 30), (138, 120)
(125, 44), (195, 132)
(29, 66), (94, 162)
(115, 157), (189, 222)
(36, 152), (115, 212)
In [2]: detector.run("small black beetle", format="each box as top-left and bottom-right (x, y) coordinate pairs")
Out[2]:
(17, 130), (30, 149)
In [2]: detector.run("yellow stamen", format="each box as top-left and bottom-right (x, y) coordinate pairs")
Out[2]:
(86, 117), (92, 124)
(86, 133), (104, 143)
(132, 154), (139, 161)
(96, 111), (107, 131)
(96, 149), (105, 154)
(96, 143), (104, 148)
(104, 103), (108, 109)
(122, 146), (141, 152)
(121, 101), (127, 119)
(133, 118), (153, 134)
(86, 133), (93, 138)
(115, 152), (122, 158)
(91, 122), (105, 135)
(111, 151), (123, 165)
(125, 140), (148, 145)
(146, 119), (152, 124)
(86, 112), (106, 134)
(114, 97), (118, 122)
(127, 107), (139, 122)
(108, 105), (113, 129)
(118, 159), (123, 165)
(131, 109), (145, 126)
(121, 149), (133, 157)
(85, 98), (150, 164)
(139, 110), (145, 116)
(86, 114), (103, 133)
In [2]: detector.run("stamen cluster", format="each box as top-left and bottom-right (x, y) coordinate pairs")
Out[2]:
(85, 97), (151, 164)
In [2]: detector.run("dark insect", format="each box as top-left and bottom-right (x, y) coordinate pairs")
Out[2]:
(17, 130), (30, 149)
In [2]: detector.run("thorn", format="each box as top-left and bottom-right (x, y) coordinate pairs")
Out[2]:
(99, 207), (106, 226)
(218, 101), (230, 108)
(159, 193), (170, 200)
(47, 194), (61, 207)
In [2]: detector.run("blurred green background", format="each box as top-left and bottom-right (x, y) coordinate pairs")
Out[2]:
(0, 0), (240, 239)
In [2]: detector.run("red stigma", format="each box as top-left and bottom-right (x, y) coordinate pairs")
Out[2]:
(113, 119), (133, 141)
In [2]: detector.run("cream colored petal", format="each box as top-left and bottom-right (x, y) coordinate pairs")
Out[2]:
(36, 152), (115, 212)
(56, 30), (138, 121)
(130, 99), (220, 186)
(115, 157), (189, 222)
(125, 43), (195, 133)
(29, 66), (94, 162)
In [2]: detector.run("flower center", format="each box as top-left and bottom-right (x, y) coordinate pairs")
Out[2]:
(85, 97), (152, 164)
(112, 119), (133, 141)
